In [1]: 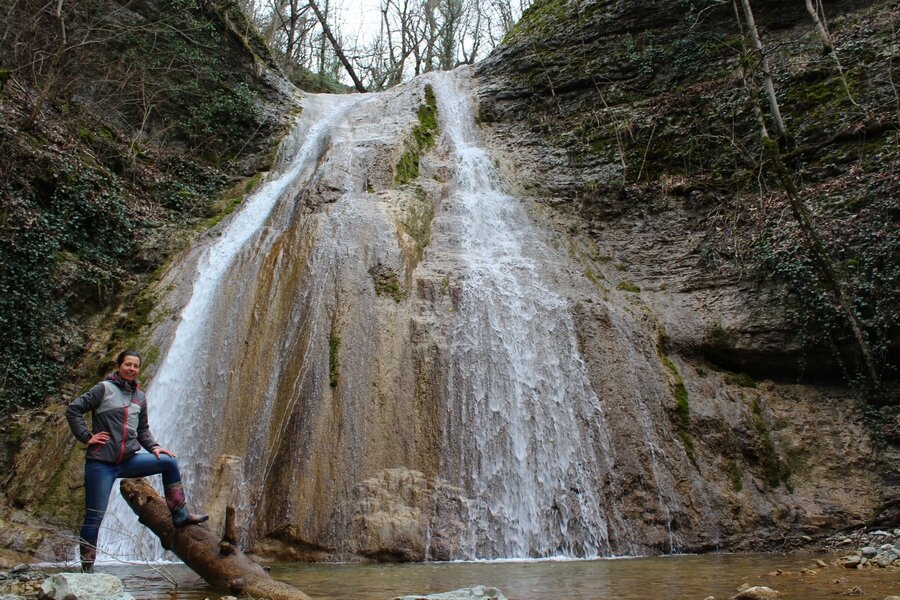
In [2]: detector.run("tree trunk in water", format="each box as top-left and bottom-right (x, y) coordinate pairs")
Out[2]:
(120, 478), (312, 600)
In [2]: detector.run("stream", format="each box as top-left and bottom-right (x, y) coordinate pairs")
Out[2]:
(94, 553), (898, 599)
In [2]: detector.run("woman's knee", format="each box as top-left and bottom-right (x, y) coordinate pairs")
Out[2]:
(158, 455), (182, 482)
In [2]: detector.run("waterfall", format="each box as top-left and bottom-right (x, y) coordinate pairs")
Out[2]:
(88, 68), (690, 565)
(432, 71), (627, 559)
(98, 92), (367, 562)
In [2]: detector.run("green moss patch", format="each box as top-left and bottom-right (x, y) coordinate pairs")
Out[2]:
(659, 351), (695, 464)
(395, 85), (439, 184)
(750, 399), (788, 488)
(617, 280), (641, 293)
(371, 265), (405, 303)
(724, 458), (743, 492)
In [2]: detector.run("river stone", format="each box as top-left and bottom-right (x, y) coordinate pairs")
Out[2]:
(733, 587), (781, 600)
(843, 555), (863, 567)
(39, 573), (134, 600)
(1, 595), (27, 600)
(861, 546), (878, 558)
(392, 586), (508, 600)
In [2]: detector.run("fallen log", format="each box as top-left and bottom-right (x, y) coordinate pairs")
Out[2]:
(120, 478), (312, 600)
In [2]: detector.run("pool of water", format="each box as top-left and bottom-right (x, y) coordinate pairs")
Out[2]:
(98, 553), (898, 600)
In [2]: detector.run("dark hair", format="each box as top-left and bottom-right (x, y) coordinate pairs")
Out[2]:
(116, 349), (142, 367)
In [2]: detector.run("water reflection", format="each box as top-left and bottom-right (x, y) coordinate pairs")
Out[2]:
(107, 554), (899, 600)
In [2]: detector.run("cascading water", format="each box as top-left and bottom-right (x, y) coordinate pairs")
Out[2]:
(89, 67), (690, 565)
(432, 72), (628, 559)
(98, 93), (367, 562)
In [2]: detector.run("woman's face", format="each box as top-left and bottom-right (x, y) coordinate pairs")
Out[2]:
(117, 356), (141, 382)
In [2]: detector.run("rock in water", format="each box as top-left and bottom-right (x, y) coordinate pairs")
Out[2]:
(38, 573), (135, 600)
(733, 587), (781, 600)
(392, 586), (508, 600)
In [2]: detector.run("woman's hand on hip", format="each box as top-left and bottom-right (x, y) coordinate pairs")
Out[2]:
(152, 447), (176, 459)
(87, 432), (110, 447)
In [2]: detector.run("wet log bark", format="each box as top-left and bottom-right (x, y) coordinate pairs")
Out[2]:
(120, 478), (312, 600)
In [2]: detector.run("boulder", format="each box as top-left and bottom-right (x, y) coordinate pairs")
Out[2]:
(842, 555), (863, 568)
(38, 573), (135, 600)
(392, 586), (508, 600)
(861, 546), (878, 558)
(874, 554), (894, 568)
(733, 587), (781, 600)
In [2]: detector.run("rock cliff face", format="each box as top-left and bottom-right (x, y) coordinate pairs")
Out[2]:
(468, 0), (898, 549)
(2, 0), (897, 566)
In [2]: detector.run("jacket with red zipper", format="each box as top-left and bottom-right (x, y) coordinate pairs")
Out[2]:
(65, 373), (160, 463)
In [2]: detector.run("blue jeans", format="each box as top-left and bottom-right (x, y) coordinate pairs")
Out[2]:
(80, 453), (181, 547)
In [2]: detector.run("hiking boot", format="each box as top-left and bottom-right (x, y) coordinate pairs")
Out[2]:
(171, 504), (209, 528)
(80, 542), (96, 573)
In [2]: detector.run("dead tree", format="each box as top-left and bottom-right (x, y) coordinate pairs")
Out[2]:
(733, 0), (882, 392)
(120, 478), (312, 600)
(737, 0), (786, 138)
(804, 0), (858, 106)
(308, 0), (366, 92)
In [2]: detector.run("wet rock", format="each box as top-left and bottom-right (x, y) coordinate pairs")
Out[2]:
(392, 586), (508, 600)
(733, 586), (781, 600)
(0, 565), (48, 597)
(38, 573), (135, 600)
(842, 555), (863, 568)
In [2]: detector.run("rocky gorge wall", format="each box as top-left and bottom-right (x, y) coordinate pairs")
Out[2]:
(1, 0), (897, 567)
(469, 0), (898, 549)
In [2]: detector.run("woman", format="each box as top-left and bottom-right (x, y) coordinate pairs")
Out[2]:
(65, 349), (208, 573)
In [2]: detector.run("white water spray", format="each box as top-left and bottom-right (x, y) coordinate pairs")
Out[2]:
(98, 93), (365, 562)
(433, 71), (625, 559)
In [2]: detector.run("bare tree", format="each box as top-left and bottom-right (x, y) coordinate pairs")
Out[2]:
(733, 0), (882, 391)
(804, 0), (858, 106)
(737, 0), (786, 138)
(236, 0), (533, 90)
(308, 0), (366, 91)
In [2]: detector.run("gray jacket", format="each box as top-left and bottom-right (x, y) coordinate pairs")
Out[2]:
(65, 374), (160, 464)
